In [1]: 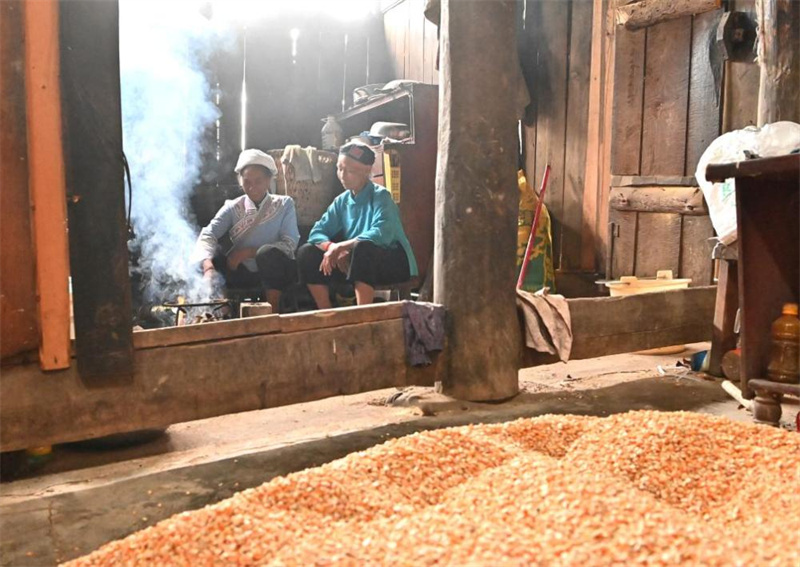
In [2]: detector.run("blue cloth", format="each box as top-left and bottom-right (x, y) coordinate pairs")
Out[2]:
(308, 181), (418, 277)
(193, 194), (300, 273)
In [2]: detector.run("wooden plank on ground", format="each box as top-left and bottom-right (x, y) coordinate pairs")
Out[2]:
(0, 317), (440, 451)
(609, 186), (708, 214)
(686, 9), (724, 175)
(521, 285), (716, 366)
(679, 214), (715, 285)
(534, 0), (570, 268)
(562, 0), (594, 271)
(634, 212), (682, 277)
(640, 17), (692, 176)
(609, 209), (637, 279)
(609, 27), (645, 175)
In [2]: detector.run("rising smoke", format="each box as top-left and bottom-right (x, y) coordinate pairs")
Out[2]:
(120, 0), (233, 306)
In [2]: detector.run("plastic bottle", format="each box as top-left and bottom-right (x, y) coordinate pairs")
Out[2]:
(766, 303), (800, 384)
(321, 116), (344, 150)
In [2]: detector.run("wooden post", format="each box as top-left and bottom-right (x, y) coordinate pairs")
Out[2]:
(756, 0), (800, 125)
(434, 0), (521, 401)
(24, 0), (72, 370)
(60, 0), (134, 383)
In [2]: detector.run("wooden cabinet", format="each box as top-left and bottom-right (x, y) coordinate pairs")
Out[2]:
(707, 154), (800, 400)
(334, 84), (439, 284)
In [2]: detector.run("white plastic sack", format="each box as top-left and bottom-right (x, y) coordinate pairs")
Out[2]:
(695, 121), (800, 245)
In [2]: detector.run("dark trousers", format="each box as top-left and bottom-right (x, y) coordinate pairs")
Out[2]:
(297, 241), (410, 287)
(213, 246), (296, 291)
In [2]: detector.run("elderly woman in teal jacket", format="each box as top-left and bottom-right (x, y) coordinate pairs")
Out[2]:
(297, 143), (417, 309)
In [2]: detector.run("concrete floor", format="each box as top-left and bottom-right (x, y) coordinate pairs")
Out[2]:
(1, 342), (797, 566)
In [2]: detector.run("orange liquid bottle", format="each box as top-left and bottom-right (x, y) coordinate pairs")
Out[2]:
(766, 303), (800, 384)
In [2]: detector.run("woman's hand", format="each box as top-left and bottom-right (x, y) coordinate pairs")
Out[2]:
(320, 242), (350, 276)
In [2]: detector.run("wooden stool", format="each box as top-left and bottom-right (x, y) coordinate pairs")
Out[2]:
(374, 279), (417, 302)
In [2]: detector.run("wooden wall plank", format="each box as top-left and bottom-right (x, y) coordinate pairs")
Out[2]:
(634, 212), (682, 276)
(408, 0), (425, 81)
(520, 0), (541, 178)
(686, 9), (723, 175)
(535, 1), (570, 269)
(680, 214), (715, 285)
(597, 0), (617, 273)
(580, 0), (609, 272)
(211, 30), (244, 186)
(423, 11), (439, 84)
(609, 209), (637, 279)
(23, 0), (72, 370)
(401, 0), (412, 81)
(609, 27), (645, 175)
(562, 0), (594, 271)
(723, 62), (760, 132)
(640, 17), (692, 175)
(723, 0), (759, 132)
(0, 0), (39, 359)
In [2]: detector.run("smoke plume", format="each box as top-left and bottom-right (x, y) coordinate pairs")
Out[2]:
(120, 0), (233, 306)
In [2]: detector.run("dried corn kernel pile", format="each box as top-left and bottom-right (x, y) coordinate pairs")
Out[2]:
(65, 411), (800, 567)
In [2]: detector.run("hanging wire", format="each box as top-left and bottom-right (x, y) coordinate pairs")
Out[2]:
(122, 151), (135, 241)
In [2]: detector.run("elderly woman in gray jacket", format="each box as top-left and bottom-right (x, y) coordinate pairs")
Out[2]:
(192, 149), (299, 310)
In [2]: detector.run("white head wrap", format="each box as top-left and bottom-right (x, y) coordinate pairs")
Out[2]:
(234, 149), (278, 176)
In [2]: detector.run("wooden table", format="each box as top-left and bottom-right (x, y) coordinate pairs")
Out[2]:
(706, 154), (800, 424)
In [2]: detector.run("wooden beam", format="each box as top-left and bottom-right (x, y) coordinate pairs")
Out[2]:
(756, 0), (800, 125)
(615, 0), (722, 30)
(1, 316), (441, 452)
(611, 175), (700, 187)
(133, 303), (405, 350)
(521, 285), (716, 366)
(24, 0), (72, 370)
(60, 0), (134, 383)
(609, 186), (708, 215)
(434, 0), (521, 401)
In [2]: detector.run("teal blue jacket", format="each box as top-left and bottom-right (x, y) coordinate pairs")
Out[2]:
(308, 181), (418, 277)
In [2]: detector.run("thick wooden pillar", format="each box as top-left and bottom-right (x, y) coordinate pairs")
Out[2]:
(756, 0), (800, 125)
(434, 0), (521, 401)
(60, 0), (133, 383)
